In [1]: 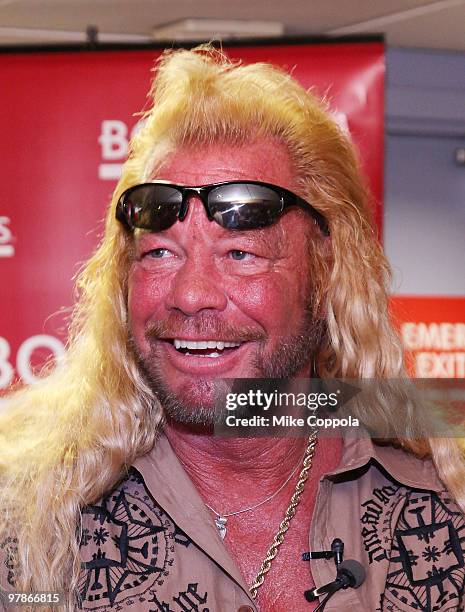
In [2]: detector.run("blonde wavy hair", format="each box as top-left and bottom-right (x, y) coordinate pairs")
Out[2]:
(0, 45), (464, 609)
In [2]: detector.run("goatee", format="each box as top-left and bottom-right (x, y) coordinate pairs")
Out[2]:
(130, 309), (325, 427)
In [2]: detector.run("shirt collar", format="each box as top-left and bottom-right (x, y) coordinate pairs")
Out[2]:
(323, 431), (443, 492)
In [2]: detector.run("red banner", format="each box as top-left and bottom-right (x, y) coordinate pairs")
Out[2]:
(0, 41), (384, 388)
(390, 296), (465, 378)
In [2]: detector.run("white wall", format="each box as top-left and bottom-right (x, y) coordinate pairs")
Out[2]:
(384, 48), (465, 296)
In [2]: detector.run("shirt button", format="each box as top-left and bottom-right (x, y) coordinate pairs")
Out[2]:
(238, 607), (254, 612)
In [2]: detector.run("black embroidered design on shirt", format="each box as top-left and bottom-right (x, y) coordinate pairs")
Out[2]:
(79, 469), (175, 609)
(92, 527), (109, 546)
(172, 526), (192, 548)
(80, 528), (92, 547)
(149, 582), (209, 612)
(381, 491), (465, 611)
(360, 483), (401, 563)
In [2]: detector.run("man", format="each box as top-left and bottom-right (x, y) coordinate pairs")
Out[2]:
(1, 46), (465, 612)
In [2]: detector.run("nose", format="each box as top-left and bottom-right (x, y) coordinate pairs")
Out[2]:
(165, 198), (228, 316)
(167, 263), (228, 315)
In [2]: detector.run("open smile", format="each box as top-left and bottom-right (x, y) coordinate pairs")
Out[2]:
(157, 337), (252, 375)
(171, 338), (242, 358)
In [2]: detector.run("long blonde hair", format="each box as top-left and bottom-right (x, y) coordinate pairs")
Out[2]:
(0, 45), (464, 608)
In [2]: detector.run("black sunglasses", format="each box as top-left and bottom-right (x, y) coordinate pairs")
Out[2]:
(116, 180), (329, 236)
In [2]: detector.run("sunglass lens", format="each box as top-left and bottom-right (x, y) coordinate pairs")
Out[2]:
(207, 184), (283, 229)
(127, 185), (182, 231)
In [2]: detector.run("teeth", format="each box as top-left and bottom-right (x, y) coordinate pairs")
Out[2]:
(173, 339), (241, 350)
(185, 351), (221, 358)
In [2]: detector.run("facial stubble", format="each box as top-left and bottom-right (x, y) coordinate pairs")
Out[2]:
(130, 306), (325, 427)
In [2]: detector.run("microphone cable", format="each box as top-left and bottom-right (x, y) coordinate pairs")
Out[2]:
(313, 589), (335, 612)
(305, 559), (366, 610)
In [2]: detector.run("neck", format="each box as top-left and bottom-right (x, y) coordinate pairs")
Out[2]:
(164, 420), (343, 509)
(163, 365), (326, 489)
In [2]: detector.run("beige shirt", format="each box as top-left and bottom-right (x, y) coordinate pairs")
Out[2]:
(2, 434), (465, 611)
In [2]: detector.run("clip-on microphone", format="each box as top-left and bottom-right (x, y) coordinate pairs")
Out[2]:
(302, 538), (344, 566)
(304, 559), (366, 611)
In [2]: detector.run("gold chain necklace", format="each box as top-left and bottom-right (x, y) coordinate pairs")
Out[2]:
(249, 429), (318, 599)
